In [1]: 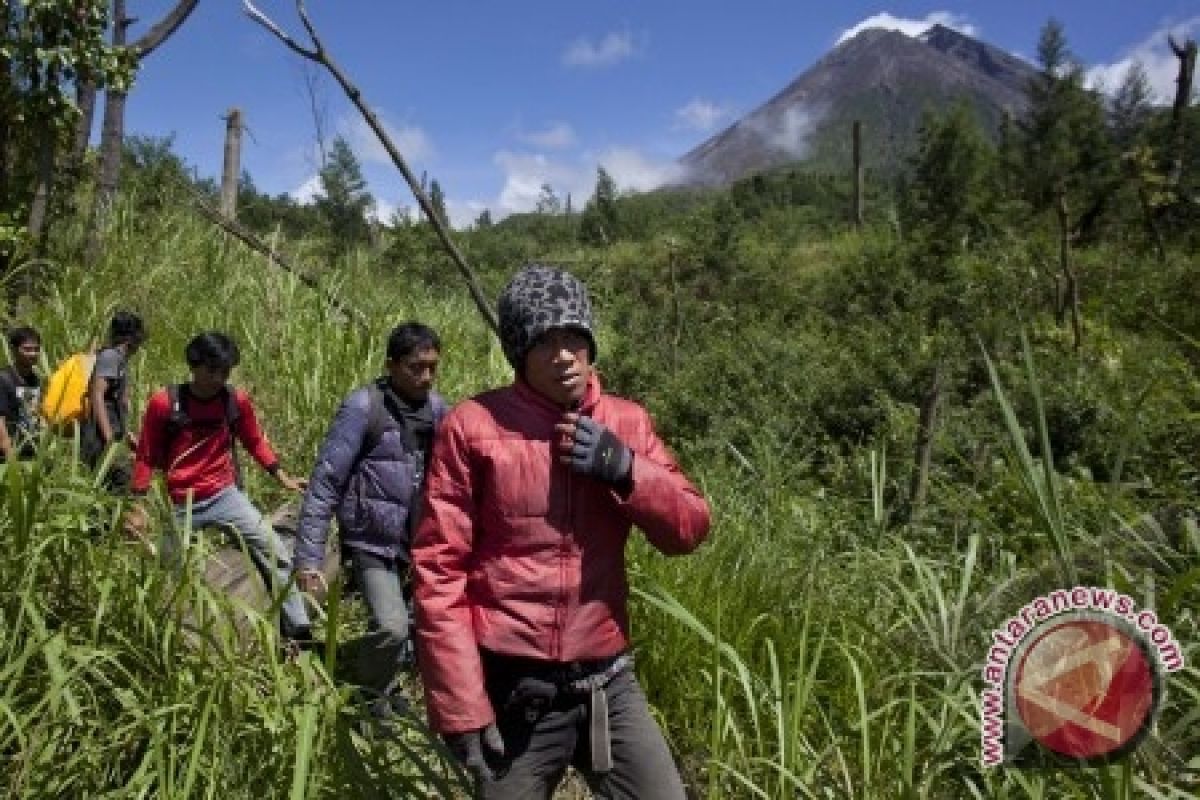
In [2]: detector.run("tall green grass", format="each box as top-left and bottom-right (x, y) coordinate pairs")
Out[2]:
(2, 197), (487, 797)
(3, 190), (1197, 797)
(629, 338), (1198, 798)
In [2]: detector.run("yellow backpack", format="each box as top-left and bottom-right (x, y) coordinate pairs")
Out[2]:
(41, 351), (97, 431)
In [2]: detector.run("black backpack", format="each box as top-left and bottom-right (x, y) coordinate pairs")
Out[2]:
(355, 378), (447, 463)
(165, 383), (243, 487)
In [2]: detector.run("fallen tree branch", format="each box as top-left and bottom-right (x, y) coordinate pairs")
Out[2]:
(190, 193), (370, 332)
(243, 0), (500, 336)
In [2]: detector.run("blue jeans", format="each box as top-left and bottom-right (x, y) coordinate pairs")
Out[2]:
(348, 548), (411, 695)
(164, 486), (311, 638)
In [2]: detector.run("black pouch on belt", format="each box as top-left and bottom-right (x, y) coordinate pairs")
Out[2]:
(502, 677), (558, 723)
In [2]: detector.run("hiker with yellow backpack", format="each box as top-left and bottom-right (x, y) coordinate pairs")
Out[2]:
(81, 312), (145, 490)
(41, 311), (145, 490)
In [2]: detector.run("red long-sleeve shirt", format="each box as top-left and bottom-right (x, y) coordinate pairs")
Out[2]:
(131, 386), (279, 503)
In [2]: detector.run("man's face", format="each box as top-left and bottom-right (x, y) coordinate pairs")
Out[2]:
(13, 340), (39, 372)
(523, 328), (592, 408)
(387, 346), (440, 404)
(190, 363), (232, 398)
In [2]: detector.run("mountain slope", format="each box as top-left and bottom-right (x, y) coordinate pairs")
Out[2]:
(680, 25), (1037, 184)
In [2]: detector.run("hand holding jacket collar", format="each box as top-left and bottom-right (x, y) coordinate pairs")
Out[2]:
(555, 413), (633, 488)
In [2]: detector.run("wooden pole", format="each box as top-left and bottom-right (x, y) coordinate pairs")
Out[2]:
(220, 108), (244, 220)
(852, 120), (864, 229)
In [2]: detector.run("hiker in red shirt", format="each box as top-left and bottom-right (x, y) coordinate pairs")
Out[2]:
(126, 331), (312, 642)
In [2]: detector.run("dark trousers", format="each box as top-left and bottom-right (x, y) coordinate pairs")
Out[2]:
(80, 419), (130, 493)
(479, 663), (686, 800)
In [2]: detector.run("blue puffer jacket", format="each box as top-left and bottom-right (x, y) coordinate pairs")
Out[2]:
(294, 383), (447, 570)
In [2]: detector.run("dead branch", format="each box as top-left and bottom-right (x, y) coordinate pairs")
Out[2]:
(133, 0), (200, 57)
(1168, 33), (1187, 58)
(190, 193), (370, 332)
(242, 0), (500, 336)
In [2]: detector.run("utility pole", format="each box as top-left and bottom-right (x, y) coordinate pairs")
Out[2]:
(852, 120), (864, 229)
(220, 108), (244, 220)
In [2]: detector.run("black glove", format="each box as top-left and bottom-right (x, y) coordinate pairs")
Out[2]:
(565, 416), (633, 485)
(444, 722), (505, 782)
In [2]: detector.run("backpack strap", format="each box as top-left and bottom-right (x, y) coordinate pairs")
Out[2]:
(166, 383), (187, 431)
(360, 380), (391, 460)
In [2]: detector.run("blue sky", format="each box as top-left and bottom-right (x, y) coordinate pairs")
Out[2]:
(118, 1), (1200, 226)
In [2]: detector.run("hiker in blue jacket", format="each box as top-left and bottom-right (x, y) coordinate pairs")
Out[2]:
(294, 322), (446, 713)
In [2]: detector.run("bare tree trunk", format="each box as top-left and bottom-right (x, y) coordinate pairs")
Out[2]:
(1166, 35), (1197, 192)
(852, 120), (864, 229)
(70, 79), (98, 169)
(0, 1), (11, 215)
(85, 0), (131, 263)
(26, 127), (54, 248)
(86, 0), (200, 262)
(0, 1), (14, 314)
(220, 108), (244, 219)
(1056, 190), (1083, 350)
(27, 60), (62, 253)
(908, 362), (943, 518)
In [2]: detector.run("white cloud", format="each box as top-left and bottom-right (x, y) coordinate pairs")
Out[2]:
(835, 11), (978, 45)
(369, 197), (408, 224)
(291, 173), (322, 203)
(740, 105), (826, 160)
(592, 147), (685, 192)
(1086, 17), (1200, 103)
(446, 199), (491, 229)
(674, 99), (731, 132)
(563, 30), (637, 68)
(490, 147), (680, 218)
(493, 151), (586, 216)
(519, 122), (577, 150)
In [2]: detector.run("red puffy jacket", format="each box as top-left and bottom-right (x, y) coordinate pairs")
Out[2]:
(412, 374), (711, 734)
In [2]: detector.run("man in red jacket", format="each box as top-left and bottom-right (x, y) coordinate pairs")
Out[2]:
(127, 331), (311, 642)
(412, 264), (710, 798)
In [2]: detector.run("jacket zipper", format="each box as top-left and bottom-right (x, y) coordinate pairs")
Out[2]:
(553, 455), (572, 661)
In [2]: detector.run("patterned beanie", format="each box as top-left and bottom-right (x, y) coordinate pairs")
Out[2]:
(497, 264), (596, 370)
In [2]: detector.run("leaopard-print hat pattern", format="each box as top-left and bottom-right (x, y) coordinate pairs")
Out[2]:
(498, 264), (596, 369)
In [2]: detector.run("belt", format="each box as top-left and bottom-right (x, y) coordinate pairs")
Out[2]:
(567, 652), (632, 774)
(482, 650), (634, 773)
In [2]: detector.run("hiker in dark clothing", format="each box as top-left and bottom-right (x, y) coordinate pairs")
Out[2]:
(82, 311), (146, 489)
(125, 331), (312, 642)
(0, 326), (43, 461)
(294, 322), (446, 710)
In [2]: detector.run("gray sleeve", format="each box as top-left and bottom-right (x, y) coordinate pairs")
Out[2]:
(93, 348), (124, 380)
